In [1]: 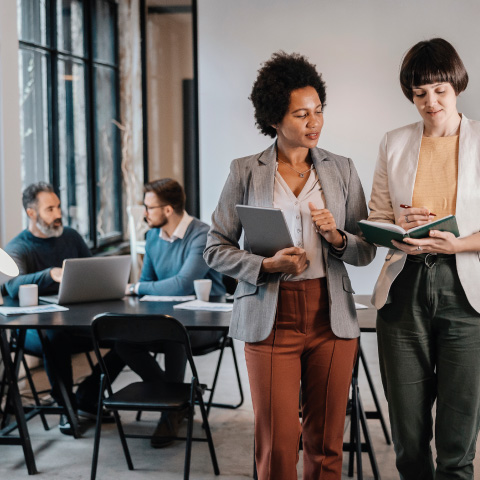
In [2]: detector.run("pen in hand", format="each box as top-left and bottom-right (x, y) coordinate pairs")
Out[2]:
(400, 204), (436, 217)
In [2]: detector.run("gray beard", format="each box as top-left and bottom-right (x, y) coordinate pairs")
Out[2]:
(36, 218), (64, 238)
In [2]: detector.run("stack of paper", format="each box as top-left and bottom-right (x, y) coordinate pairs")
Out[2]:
(173, 300), (233, 312)
(140, 295), (196, 302)
(0, 305), (69, 316)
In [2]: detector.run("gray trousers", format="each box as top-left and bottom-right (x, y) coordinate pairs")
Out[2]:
(377, 254), (480, 480)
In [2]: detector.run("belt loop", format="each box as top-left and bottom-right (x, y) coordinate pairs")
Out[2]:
(424, 253), (437, 269)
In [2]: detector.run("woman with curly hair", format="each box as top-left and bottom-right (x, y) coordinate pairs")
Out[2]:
(204, 51), (376, 479)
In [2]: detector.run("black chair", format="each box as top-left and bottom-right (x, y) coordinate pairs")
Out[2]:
(90, 313), (220, 480)
(192, 333), (244, 416)
(193, 274), (243, 415)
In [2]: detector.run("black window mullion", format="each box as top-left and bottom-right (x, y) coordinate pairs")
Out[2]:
(112, 1), (122, 239)
(49, 0), (60, 192)
(84, 0), (97, 248)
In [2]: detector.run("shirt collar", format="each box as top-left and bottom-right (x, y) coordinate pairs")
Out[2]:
(159, 211), (193, 243)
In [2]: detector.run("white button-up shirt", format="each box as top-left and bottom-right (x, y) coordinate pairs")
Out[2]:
(273, 166), (326, 280)
(159, 211), (194, 243)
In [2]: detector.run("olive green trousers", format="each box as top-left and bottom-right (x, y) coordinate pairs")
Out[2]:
(377, 254), (480, 480)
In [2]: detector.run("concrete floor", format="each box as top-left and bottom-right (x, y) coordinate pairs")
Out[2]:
(1, 333), (479, 479)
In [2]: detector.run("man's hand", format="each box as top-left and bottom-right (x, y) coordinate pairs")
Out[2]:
(50, 267), (63, 283)
(261, 247), (309, 275)
(308, 202), (344, 248)
(125, 283), (135, 295)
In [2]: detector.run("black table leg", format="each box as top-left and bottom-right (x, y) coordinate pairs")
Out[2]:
(0, 330), (38, 474)
(36, 329), (79, 438)
(359, 346), (391, 445)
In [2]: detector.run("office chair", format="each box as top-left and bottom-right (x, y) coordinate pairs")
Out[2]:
(90, 313), (220, 480)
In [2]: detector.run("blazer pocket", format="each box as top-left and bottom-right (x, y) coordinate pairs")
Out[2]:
(234, 280), (258, 299)
(342, 276), (355, 294)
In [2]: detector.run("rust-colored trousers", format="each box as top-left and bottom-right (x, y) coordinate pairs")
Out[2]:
(245, 278), (358, 480)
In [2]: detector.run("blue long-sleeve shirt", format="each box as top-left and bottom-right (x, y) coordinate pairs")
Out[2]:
(138, 218), (225, 297)
(4, 227), (91, 298)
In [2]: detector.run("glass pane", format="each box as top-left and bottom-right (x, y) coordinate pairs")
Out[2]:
(18, 48), (50, 188)
(94, 65), (121, 243)
(93, 0), (116, 64)
(57, 58), (89, 240)
(17, 0), (48, 46)
(57, 0), (84, 56)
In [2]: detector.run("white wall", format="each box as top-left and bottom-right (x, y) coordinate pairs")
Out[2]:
(197, 0), (480, 294)
(0, 0), (23, 247)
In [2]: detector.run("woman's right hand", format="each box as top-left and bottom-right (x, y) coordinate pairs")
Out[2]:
(399, 206), (432, 231)
(261, 247), (309, 275)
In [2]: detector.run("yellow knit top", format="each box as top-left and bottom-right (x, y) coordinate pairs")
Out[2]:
(412, 135), (459, 218)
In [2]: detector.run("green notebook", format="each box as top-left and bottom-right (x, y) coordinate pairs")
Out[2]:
(358, 215), (460, 249)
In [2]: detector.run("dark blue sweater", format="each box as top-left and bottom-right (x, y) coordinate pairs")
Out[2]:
(138, 218), (225, 297)
(4, 227), (91, 298)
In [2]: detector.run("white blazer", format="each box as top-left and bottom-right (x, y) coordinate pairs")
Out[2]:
(368, 114), (480, 312)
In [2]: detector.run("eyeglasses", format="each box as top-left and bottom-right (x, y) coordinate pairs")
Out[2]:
(143, 204), (169, 212)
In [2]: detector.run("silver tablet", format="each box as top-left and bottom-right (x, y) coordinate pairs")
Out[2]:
(236, 205), (294, 257)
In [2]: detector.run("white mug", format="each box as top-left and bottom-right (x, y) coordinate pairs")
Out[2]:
(194, 279), (212, 302)
(19, 284), (38, 307)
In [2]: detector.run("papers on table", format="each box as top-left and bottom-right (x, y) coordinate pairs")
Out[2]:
(355, 303), (369, 310)
(173, 300), (233, 312)
(0, 304), (69, 317)
(140, 295), (196, 302)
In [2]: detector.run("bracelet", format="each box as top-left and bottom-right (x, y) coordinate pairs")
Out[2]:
(331, 231), (347, 252)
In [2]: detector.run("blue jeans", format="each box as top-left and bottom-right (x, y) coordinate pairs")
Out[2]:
(23, 327), (125, 410)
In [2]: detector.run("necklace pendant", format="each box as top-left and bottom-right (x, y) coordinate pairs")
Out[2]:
(300, 173), (304, 178)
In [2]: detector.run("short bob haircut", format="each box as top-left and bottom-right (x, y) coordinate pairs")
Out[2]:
(400, 38), (468, 103)
(144, 178), (185, 215)
(250, 51), (326, 138)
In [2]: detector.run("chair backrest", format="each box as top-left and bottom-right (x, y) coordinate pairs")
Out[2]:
(91, 313), (199, 380)
(127, 205), (149, 282)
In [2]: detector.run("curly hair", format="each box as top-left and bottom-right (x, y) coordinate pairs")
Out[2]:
(400, 38), (468, 103)
(250, 51), (327, 138)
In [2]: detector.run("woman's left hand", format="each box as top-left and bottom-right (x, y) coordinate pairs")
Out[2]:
(308, 202), (344, 248)
(392, 230), (460, 255)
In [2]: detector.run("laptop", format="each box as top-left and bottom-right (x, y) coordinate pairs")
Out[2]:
(40, 256), (131, 305)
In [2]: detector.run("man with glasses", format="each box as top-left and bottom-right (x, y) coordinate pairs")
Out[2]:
(121, 178), (225, 447)
(3, 182), (124, 434)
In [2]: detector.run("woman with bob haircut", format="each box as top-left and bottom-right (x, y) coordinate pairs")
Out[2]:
(369, 37), (480, 479)
(204, 51), (375, 479)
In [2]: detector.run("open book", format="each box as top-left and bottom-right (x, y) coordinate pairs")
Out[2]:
(358, 215), (459, 249)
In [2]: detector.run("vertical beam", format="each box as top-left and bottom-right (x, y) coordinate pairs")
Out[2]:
(0, 0), (23, 246)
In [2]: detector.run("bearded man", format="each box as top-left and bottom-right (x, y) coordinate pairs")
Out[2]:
(4, 182), (124, 434)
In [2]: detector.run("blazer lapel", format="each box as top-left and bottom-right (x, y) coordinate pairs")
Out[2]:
(253, 143), (277, 207)
(391, 121), (423, 220)
(311, 148), (340, 219)
(456, 114), (477, 235)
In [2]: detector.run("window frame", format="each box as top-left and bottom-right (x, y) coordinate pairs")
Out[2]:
(17, 0), (122, 250)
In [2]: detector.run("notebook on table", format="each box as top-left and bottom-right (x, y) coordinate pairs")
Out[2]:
(40, 256), (131, 305)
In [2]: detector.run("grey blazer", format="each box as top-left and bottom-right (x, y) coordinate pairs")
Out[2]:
(204, 143), (376, 343)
